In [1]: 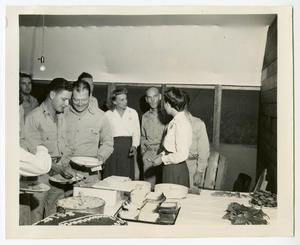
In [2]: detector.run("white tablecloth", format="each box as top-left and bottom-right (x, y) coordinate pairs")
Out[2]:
(128, 190), (277, 226)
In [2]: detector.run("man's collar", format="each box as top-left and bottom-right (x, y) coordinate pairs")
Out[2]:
(69, 102), (95, 115)
(41, 101), (51, 115)
(149, 107), (162, 114)
(87, 103), (96, 114)
(174, 111), (185, 121)
(41, 100), (58, 120)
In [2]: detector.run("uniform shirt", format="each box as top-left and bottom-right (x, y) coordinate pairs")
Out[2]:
(105, 107), (140, 148)
(63, 104), (113, 163)
(186, 112), (210, 172)
(23, 102), (66, 157)
(22, 94), (39, 117)
(161, 111), (192, 165)
(141, 109), (167, 154)
(20, 146), (51, 177)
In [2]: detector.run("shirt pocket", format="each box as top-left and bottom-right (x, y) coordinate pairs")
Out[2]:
(84, 127), (100, 146)
(40, 129), (57, 143)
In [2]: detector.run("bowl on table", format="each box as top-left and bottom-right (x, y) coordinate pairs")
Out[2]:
(154, 183), (188, 199)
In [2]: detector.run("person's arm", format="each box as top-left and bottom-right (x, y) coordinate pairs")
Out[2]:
(131, 110), (141, 148)
(97, 116), (114, 162)
(20, 146), (51, 176)
(196, 121), (210, 172)
(140, 115), (149, 155)
(161, 120), (192, 165)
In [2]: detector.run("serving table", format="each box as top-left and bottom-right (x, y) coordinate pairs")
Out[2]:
(35, 185), (277, 226)
(128, 190), (277, 226)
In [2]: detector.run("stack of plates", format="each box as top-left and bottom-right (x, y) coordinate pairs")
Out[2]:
(71, 157), (102, 168)
(20, 182), (50, 193)
(49, 174), (84, 184)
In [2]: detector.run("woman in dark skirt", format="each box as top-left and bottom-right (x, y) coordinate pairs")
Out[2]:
(103, 88), (141, 179)
(151, 87), (192, 187)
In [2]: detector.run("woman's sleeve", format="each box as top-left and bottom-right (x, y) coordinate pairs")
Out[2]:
(161, 119), (192, 165)
(132, 110), (141, 147)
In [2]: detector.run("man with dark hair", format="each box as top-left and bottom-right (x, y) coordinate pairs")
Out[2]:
(77, 72), (99, 108)
(62, 80), (113, 183)
(19, 72), (39, 117)
(22, 77), (73, 224)
(141, 87), (168, 188)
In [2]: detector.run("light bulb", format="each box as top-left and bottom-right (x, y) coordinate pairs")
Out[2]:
(40, 64), (46, 71)
(38, 56), (46, 72)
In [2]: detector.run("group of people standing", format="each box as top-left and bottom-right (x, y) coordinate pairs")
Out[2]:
(19, 72), (210, 225)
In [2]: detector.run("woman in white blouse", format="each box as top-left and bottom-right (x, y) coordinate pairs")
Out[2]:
(152, 88), (192, 187)
(104, 87), (141, 179)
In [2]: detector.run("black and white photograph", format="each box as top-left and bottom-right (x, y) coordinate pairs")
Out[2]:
(3, 4), (294, 239)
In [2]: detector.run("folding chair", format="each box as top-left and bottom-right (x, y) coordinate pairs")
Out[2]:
(253, 168), (268, 192)
(202, 151), (227, 190)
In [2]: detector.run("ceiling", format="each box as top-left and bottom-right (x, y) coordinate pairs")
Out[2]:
(19, 14), (276, 27)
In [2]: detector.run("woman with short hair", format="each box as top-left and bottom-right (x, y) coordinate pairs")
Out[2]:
(151, 87), (192, 187)
(104, 88), (140, 179)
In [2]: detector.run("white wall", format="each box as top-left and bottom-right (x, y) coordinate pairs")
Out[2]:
(20, 25), (268, 85)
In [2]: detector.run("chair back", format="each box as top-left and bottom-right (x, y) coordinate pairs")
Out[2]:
(202, 151), (227, 190)
(253, 169), (268, 192)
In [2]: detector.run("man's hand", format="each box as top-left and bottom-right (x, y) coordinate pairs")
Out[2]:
(51, 164), (73, 179)
(61, 167), (74, 179)
(193, 170), (204, 187)
(188, 153), (199, 160)
(129, 146), (137, 157)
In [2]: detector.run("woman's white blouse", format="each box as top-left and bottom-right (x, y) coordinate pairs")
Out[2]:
(105, 107), (141, 147)
(161, 111), (192, 165)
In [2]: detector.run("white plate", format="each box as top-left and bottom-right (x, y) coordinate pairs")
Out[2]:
(71, 157), (101, 167)
(49, 174), (84, 184)
(20, 182), (50, 193)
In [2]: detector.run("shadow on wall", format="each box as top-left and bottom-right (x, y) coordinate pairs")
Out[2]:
(219, 144), (257, 191)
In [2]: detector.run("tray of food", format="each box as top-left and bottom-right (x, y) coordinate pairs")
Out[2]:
(117, 199), (180, 225)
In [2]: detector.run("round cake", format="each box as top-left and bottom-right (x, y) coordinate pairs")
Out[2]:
(34, 212), (127, 226)
(56, 196), (105, 214)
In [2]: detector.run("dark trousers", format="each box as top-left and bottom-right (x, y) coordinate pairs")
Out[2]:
(162, 161), (190, 188)
(103, 137), (134, 179)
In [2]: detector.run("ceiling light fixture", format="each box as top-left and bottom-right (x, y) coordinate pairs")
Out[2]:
(37, 15), (46, 72)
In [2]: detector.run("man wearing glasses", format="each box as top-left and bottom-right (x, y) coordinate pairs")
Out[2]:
(62, 80), (113, 183)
